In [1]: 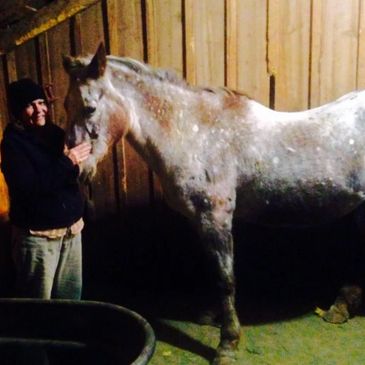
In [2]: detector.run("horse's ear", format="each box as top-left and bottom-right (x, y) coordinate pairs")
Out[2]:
(87, 42), (107, 79)
(62, 54), (77, 74)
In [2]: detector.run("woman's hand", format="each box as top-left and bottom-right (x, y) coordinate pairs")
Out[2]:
(64, 142), (92, 165)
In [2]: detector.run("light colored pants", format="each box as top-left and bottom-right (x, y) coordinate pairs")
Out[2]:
(11, 227), (82, 299)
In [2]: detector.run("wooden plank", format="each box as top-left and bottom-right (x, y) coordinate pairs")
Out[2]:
(76, 2), (104, 53)
(226, 0), (270, 105)
(37, 33), (56, 121)
(106, 0), (152, 210)
(5, 51), (18, 83)
(268, 0), (311, 111)
(146, 0), (183, 73)
(184, 0), (225, 87)
(73, 2), (120, 219)
(0, 158), (9, 221)
(106, 0), (144, 60)
(14, 40), (38, 81)
(46, 21), (71, 128)
(2, 49), (17, 221)
(0, 57), (9, 221)
(0, 57), (9, 130)
(311, 0), (360, 107)
(145, 0), (184, 204)
(356, 0), (365, 89)
(0, 0), (102, 55)
(70, 14), (83, 55)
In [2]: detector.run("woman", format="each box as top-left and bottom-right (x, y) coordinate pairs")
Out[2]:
(1, 78), (91, 299)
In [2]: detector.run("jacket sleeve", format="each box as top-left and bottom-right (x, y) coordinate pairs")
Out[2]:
(1, 137), (80, 199)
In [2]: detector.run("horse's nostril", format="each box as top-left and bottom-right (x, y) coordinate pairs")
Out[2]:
(84, 106), (96, 115)
(89, 130), (99, 139)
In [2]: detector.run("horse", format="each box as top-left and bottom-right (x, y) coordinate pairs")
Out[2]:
(63, 43), (365, 364)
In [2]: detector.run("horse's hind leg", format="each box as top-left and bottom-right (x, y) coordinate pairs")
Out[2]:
(198, 222), (240, 365)
(322, 285), (362, 323)
(322, 207), (364, 323)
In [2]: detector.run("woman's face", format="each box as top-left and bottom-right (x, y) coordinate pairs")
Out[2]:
(20, 99), (48, 126)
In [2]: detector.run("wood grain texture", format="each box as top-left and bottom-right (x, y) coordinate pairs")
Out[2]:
(4, 52), (18, 83)
(311, 0), (360, 106)
(0, 0), (365, 220)
(145, 0), (185, 203)
(0, 57), (9, 221)
(46, 21), (72, 128)
(146, 0), (183, 73)
(37, 33), (56, 121)
(73, 2), (119, 219)
(14, 40), (38, 82)
(226, 0), (270, 105)
(0, 0), (102, 54)
(268, 0), (311, 111)
(105, 0), (152, 210)
(184, 0), (225, 87)
(356, 0), (365, 89)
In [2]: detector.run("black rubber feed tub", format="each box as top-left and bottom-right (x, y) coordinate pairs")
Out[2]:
(0, 298), (155, 365)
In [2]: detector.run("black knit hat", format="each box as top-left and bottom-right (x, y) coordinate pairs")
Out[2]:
(7, 78), (47, 117)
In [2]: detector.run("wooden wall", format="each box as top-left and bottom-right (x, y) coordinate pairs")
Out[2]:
(0, 0), (364, 222)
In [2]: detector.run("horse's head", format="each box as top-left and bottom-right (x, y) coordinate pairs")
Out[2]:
(63, 43), (129, 182)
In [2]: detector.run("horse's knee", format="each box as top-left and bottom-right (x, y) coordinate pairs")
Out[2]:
(221, 319), (241, 343)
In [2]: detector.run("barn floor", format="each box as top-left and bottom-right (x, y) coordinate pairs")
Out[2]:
(2, 209), (365, 364)
(149, 313), (365, 365)
(147, 296), (365, 365)
(81, 208), (365, 365)
(84, 284), (365, 365)
(153, 315), (365, 365)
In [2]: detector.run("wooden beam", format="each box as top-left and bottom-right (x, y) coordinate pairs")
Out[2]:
(0, 0), (101, 55)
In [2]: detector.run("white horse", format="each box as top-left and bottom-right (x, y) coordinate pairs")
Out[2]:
(63, 43), (365, 365)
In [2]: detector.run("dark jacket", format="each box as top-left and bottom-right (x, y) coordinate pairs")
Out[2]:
(0, 121), (84, 230)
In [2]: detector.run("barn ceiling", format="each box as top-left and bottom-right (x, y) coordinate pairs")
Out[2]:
(0, 1), (55, 31)
(0, 0), (101, 55)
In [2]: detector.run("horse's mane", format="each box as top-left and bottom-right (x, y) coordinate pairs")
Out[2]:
(107, 55), (187, 87)
(106, 55), (251, 99)
(69, 53), (252, 99)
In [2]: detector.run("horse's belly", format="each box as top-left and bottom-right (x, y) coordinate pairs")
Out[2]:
(235, 186), (365, 226)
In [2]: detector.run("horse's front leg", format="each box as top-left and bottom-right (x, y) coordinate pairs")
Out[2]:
(198, 221), (241, 365)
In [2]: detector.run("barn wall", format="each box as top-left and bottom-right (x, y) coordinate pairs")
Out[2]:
(0, 0), (363, 296)
(0, 0), (364, 221)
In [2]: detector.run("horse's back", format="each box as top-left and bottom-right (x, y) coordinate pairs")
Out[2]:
(232, 90), (365, 226)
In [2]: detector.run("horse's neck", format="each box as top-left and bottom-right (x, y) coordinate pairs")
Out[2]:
(121, 77), (199, 173)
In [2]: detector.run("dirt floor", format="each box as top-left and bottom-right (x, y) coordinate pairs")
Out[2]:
(86, 282), (365, 365)
(148, 307), (365, 365)
(2, 206), (365, 364)
(81, 208), (365, 365)
(149, 316), (365, 365)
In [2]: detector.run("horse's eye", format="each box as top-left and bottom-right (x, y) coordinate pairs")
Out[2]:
(84, 106), (96, 115)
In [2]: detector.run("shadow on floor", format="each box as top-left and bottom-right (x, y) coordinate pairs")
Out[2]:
(2, 203), (365, 363)
(81, 205), (365, 363)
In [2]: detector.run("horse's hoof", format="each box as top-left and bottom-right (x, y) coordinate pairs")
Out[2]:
(211, 349), (236, 365)
(322, 304), (349, 324)
(211, 341), (238, 365)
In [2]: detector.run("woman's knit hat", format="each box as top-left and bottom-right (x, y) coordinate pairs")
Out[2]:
(7, 78), (47, 117)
